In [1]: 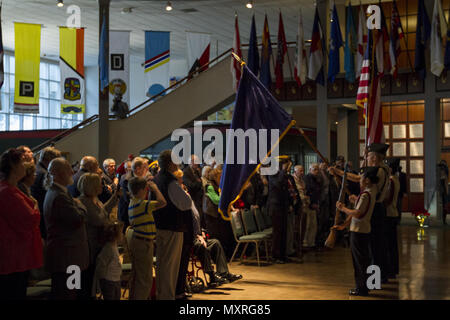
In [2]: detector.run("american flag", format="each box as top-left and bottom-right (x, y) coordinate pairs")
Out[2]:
(356, 31), (371, 111)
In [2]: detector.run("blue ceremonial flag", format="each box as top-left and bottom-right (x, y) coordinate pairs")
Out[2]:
(415, 0), (431, 79)
(344, 3), (357, 83)
(145, 31), (170, 97)
(260, 15), (272, 89)
(247, 15), (260, 76)
(99, 16), (108, 91)
(218, 66), (294, 218)
(328, 2), (343, 83)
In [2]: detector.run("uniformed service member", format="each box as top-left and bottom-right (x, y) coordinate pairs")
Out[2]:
(334, 167), (378, 296)
(384, 158), (401, 279)
(329, 143), (391, 284)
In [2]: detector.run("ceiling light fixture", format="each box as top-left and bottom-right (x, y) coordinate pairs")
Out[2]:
(246, 1), (253, 9)
(57, 0), (64, 7)
(166, 1), (173, 11)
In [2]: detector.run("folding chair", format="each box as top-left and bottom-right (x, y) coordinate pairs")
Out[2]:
(252, 207), (273, 236)
(229, 210), (269, 267)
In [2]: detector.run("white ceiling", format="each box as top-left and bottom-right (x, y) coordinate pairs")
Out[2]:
(1, 0), (322, 65)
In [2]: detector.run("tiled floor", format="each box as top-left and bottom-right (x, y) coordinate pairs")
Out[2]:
(190, 220), (450, 300)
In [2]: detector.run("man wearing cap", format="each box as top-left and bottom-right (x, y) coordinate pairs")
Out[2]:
(330, 143), (391, 284)
(334, 166), (379, 296)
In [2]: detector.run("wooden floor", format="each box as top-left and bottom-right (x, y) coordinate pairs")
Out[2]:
(190, 219), (450, 300)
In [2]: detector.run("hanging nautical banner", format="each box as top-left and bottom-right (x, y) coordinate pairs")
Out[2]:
(14, 22), (41, 113)
(145, 31), (170, 97)
(186, 31), (210, 74)
(59, 27), (85, 114)
(109, 30), (130, 108)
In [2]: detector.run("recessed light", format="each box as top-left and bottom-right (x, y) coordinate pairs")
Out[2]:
(166, 1), (173, 11)
(57, 0), (64, 7)
(246, 1), (253, 9)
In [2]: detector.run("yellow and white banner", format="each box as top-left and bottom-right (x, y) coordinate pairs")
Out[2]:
(60, 27), (85, 114)
(14, 23), (41, 113)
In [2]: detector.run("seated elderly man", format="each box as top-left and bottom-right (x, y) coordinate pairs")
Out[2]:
(43, 157), (89, 300)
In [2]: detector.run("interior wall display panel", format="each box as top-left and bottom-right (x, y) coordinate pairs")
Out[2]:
(392, 142), (407, 157)
(393, 124), (407, 139)
(410, 178), (424, 193)
(391, 105), (408, 122)
(409, 123), (423, 139)
(410, 142), (424, 157)
(384, 125), (390, 139)
(410, 159), (424, 175)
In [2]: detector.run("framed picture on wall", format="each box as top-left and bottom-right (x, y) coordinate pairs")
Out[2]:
(409, 123), (423, 139)
(392, 142), (407, 157)
(410, 142), (424, 157)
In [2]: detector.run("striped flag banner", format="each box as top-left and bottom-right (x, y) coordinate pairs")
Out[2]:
(186, 32), (210, 74)
(145, 31), (170, 97)
(356, 32), (371, 112)
(60, 27), (85, 114)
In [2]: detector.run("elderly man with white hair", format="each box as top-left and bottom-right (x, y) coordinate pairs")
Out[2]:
(68, 156), (99, 198)
(43, 157), (89, 300)
(100, 158), (119, 203)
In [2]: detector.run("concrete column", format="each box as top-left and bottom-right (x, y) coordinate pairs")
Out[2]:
(347, 109), (359, 170)
(337, 108), (348, 159)
(98, 0), (110, 163)
(424, 0), (442, 222)
(316, 0), (330, 160)
(424, 77), (441, 221)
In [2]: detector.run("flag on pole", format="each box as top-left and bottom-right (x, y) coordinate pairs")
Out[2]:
(275, 12), (288, 90)
(377, 6), (392, 76)
(344, 3), (357, 84)
(260, 14), (272, 89)
(186, 32), (210, 74)
(109, 31), (130, 108)
(389, 0), (404, 78)
(328, 1), (343, 83)
(247, 15), (260, 77)
(231, 14), (242, 91)
(99, 16), (108, 92)
(14, 23), (41, 114)
(218, 66), (294, 218)
(60, 27), (85, 114)
(367, 30), (385, 145)
(145, 31), (170, 97)
(356, 4), (368, 80)
(308, 7), (325, 85)
(415, 0), (431, 79)
(430, 0), (447, 77)
(294, 9), (307, 87)
(356, 31), (372, 111)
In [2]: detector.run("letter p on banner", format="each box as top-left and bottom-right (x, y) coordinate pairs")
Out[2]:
(66, 265), (81, 290)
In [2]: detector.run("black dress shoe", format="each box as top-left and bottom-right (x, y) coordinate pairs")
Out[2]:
(209, 274), (228, 287)
(349, 288), (369, 296)
(274, 259), (286, 264)
(221, 273), (243, 282)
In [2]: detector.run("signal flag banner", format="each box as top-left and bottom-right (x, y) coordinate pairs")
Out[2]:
(14, 23), (41, 113)
(145, 31), (170, 97)
(60, 27), (85, 114)
(109, 31), (130, 108)
(186, 31), (210, 74)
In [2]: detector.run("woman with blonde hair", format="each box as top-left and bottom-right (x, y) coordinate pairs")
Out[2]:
(78, 172), (121, 299)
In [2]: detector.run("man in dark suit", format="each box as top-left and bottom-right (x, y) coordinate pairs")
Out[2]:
(183, 155), (203, 215)
(43, 157), (89, 300)
(30, 146), (61, 239)
(68, 156), (99, 198)
(268, 156), (291, 264)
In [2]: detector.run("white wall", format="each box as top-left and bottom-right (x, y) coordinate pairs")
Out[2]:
(84, 56), (188, 116)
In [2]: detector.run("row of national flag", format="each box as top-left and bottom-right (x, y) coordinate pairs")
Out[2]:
(231, 0), (450, 94)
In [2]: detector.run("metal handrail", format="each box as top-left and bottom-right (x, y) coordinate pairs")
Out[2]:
(31, 48), (234, 153)
(31, 114), (99, 152)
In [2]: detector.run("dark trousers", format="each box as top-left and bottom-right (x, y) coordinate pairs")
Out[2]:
(384, 217), (399, 276)
(51, 272), (79, 300)
(370, 203), (389, 279)
(100, 279), (121, 300)
(350, 232), (371, 292)
(397, 195), (403, 222)
(175, 233), (193, 296)
(270, 206), (288, 260)
(79, 263), (96, 300)
(0, 271), (29, 300)
(316, 201), (330, 247)
(204, 214), (235, 259)
(193, 238), (229, 275)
